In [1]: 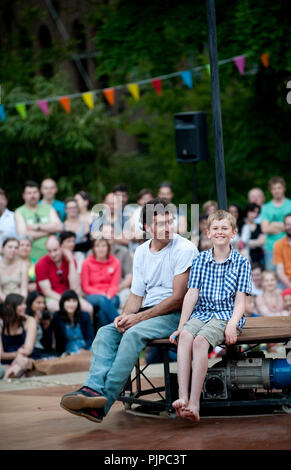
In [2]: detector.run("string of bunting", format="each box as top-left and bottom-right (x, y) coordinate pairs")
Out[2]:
(0, 52), (269, 123)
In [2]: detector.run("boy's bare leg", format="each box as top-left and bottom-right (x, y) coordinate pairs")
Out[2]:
(184, 334), (210, 422)
(172, 330), (193, 417)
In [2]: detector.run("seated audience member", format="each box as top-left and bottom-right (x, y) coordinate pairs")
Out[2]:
(228, 203), (243, 250)
(15, 181), (63, 263)
(40, 178), (66, 222)
(81, 238), (121, 327)
(26, 291), (54, 356)
(251, 262), (264, 296)
(0, 293), (37, 379)
(59, 231), (84, 273)
(63, 198), (90, 249)
(52, 290), (94, 355)
(202, 200), (218, 216)
(101, 224), (133, 308)
(261, 176), (291, 270)
(127, 188), (154, 253)
(18, 235), (37, 292)
(35, 235), (93, 318)
(75, 191), (94, 226)
(247, 187), (265, 223)
(273, 213), (291, 289)
(240, 203), (265, 264)
(0, 188), (17, 253)
(197, 214), (213, 251)
(255, 270), (286, 316)
(157, 182), (187, 235)
(0, 238), (28, 304)
(282, 288), (291, 315)
(245, 295), (260, 317)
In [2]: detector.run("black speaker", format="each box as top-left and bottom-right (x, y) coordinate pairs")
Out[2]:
(174, 111), (209, 163)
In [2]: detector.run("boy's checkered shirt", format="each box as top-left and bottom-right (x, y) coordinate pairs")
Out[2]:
(187, 247), (252, 329)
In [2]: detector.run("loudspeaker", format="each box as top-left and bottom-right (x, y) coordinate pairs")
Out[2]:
(174, 111), (209, 163)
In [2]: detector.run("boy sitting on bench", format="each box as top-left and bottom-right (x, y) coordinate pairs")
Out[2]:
(169, 210), (252, 422)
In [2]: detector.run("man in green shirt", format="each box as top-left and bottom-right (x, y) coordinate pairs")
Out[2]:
(15, 181), (63, 263)
(261, 176), (291, 270)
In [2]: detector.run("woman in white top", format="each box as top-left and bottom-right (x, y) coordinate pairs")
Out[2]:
(0, 238), (28, 303)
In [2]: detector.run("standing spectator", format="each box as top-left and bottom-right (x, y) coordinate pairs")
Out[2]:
(26, 291), (54, 357)
(0, 238), (28, 304)
(273, 214), (291, 289)
(247, 187), (265, 223)
(255, 270), (285, 316)
(0, 293), (37, 379)
(261, 177), (291, 270)
(52, 290), (94, 355)
(251, 262), (264, 296)
(15, 181), (63, 263)
(40, 178), (66, 222)
(81, 238), (121, 327)
(18, 235), (37, 292)
(197, 214), (213, 252)
(92, 192), (129, 246)
(282, 288), (291, 315)
(63, 198), (91, 254)
(0, 189), (17, 253)
(75, 191), (94, 226)
(101, 224), (133, 308)
(127, 188), (154, 253)
(240, 203), (265, 264)
(35, 235), (93, 318)
(157, 182), (187, 235)
(202, 200), (218, 216)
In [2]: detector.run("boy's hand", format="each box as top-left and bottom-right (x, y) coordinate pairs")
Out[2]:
(225, 321), (238, 345)
(169, 330), (180, 345)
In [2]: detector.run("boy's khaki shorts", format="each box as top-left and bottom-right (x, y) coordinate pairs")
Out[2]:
(182, 316), (242, 349)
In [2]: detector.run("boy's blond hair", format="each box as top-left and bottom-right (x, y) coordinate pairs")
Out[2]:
(207, 210), (237, 230)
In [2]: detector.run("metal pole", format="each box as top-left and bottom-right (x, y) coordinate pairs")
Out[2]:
(206, 0), (228, 210)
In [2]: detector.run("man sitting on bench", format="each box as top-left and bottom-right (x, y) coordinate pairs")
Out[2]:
(60, 198), (198, 423)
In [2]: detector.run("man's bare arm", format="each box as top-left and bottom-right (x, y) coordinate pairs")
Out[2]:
(261, 220), (285, 235)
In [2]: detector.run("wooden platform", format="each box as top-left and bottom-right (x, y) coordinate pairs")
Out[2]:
(149, 316), (291, 346)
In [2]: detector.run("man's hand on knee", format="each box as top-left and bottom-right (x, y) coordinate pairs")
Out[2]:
(114, 313), (140, 333)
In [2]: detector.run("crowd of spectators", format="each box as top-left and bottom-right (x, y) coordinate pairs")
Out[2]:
(0, 176), (290, 378)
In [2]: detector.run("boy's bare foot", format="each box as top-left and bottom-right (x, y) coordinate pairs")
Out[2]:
(172, 398), (188, 417)
(183, 405), (200, 422)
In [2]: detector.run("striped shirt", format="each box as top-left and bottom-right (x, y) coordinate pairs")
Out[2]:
(188, 247), (252, 329)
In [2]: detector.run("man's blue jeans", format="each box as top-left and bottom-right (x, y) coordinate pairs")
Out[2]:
(84, 311), (180, 415)
(85, 294), (120, 327)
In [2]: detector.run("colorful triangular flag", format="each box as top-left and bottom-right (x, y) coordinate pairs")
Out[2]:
(127, 83), (140, 101)
(15, 103), (27, 119)
(0, 105), (6, 122)
(151, 78), (162, 95)
(234, 55), (245, 75)
(37, 100), (50, 116)
(180, 70), (193, 89)
(260, 52), (269, 68)
(82, 91), (95, 109)
(58, 96), (71, 113)
(103, 88), (115, 106)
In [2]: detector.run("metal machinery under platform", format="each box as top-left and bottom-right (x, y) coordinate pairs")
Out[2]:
(118, 317), (291, 418)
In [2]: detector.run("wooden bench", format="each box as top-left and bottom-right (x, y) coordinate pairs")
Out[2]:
(118, 317), (291, 417)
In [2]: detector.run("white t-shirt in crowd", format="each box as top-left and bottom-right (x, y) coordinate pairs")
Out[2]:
(131, 233), (198, 308)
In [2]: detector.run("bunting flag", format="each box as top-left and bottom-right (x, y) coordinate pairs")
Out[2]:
(0, 105), (6, 122)
(127, 83), (140, 101)
(151, 78), (162, 95)
(233, 55), (245, 75)
(260, 52), (269, 68)
(15, 103), (27, 119)
(37, 100), (50, 116)
(59, 96), (71, 113)
(82, 91), (95, 109)
(103, 88), (115, 106)
(180, 70), (193, 89)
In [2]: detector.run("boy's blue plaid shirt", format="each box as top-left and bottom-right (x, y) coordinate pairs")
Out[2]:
(187, 247), (252, 329)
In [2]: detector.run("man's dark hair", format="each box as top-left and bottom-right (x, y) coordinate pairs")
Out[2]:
(113, 184), (128, 193)
(140, 197), (175, 232)
(157, 181), (173, 191)
(59, 231), (76, 245)
(24, 180), (39, 191)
